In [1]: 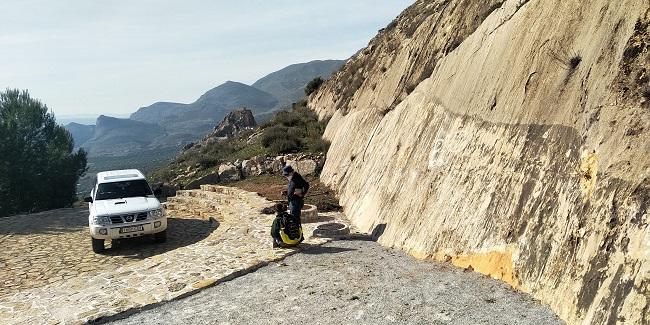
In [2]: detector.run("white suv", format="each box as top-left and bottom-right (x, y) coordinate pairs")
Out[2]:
(84, 169), (167, 253)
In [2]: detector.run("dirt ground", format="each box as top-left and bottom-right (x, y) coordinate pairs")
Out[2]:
(228, 174), (342, 212)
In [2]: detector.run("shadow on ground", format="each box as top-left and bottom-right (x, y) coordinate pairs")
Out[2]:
(0, 208), (88, 235)
(302, 215), (336, 224)
(105, 218), (219, 259)
(298, 243), (356, 255)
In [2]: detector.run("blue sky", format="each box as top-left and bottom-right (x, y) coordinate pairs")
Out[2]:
(0, 1), (411, 119)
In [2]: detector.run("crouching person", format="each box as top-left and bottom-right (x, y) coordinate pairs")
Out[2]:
(271, 202), (304, 248)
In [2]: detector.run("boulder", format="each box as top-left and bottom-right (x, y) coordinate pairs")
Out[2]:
(185, 172), (220, 190)
(285, 159), (318, 176)
(241, 160), (262, 177)
(218, 163), (241, 182)
(264, 156), (284, 174)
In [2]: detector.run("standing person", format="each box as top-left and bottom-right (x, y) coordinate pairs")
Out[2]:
(282, 165), (309, 220)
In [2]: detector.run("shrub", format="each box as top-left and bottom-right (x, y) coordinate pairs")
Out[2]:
(305, 77), (324, 96)
(261, 126), (289, 147)
(310, 138), (330, 153)
(268, 137), (301, 154)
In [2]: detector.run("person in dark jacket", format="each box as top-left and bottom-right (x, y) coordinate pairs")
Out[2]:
(282, 165), (309, 219)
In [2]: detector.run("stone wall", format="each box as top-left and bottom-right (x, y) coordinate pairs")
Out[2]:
(309, 0), (649, 324)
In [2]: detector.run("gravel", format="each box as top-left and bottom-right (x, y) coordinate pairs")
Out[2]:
(108, 240), (563, 325)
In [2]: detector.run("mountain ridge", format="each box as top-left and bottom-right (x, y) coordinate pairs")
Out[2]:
(70, 59), (344, 157)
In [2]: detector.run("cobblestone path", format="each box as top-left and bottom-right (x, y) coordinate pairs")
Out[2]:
(0, 185), (349, 325)
(0, 209), (216, 297)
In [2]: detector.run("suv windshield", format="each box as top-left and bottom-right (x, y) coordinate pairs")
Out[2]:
(95, 180), (153, 201)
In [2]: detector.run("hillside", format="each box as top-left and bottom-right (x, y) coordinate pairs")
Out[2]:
(150, 101), (329, 186)
(131, 81), (278, 137)
(252, 60), (344, 108)
(82, 115), (166, 156)
(64, 122), (95, 148)
(309, 1), (649, 324)
(128, 102), (188, 125)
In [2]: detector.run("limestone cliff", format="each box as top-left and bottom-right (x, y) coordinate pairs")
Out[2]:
(309, 0), (649, 324)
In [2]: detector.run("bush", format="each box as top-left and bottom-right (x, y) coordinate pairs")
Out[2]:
(0, 89), (87, 217)
(310, 138), (330, 153)
(261, 126), (302, 153)
(305, 76), (324, 96)
(268, 136), (301, 154)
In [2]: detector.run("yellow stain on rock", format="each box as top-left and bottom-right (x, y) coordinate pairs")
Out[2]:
(579, 151), (598, 200)
(428, 247), (520, 289)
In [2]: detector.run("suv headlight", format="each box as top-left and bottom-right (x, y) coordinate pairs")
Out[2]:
(93, 216), (111, 225)
(149, 208), (165, 220)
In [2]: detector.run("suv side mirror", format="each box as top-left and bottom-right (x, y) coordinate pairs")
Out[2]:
(84, 196), (93, 203)
(153, 188), (162, 196)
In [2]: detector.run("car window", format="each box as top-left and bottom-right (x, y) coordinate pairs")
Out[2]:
(95, 180), (153, 201)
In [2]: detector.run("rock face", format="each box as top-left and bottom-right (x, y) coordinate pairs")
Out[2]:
(309, 1), (650, 324)
(205, 109), (257, 141)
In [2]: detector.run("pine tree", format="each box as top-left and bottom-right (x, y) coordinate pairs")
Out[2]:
(0, 89), (87, 217)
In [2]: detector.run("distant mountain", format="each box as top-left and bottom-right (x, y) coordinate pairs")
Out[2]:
(128, 102), (187, 125)
(252, 60), (344, 108)
(131, 81), (277, 137)
(81, 59), (344, 157)
(65, 122), (95, 148)
(82, 115), (166, 156)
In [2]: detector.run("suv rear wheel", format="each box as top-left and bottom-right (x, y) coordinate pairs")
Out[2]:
(154, 230), (167, 243)
(91, 237), (105, 253)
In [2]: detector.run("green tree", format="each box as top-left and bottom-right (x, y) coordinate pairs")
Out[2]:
(0, 89), (87, 217)
(304, 76), (324, 96)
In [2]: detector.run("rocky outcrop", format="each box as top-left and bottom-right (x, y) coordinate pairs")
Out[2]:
(310, 1), (649, 324)
(205, 109), (257, 141)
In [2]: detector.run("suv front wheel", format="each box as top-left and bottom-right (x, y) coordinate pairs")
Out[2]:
(91, 237), (105, 253)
